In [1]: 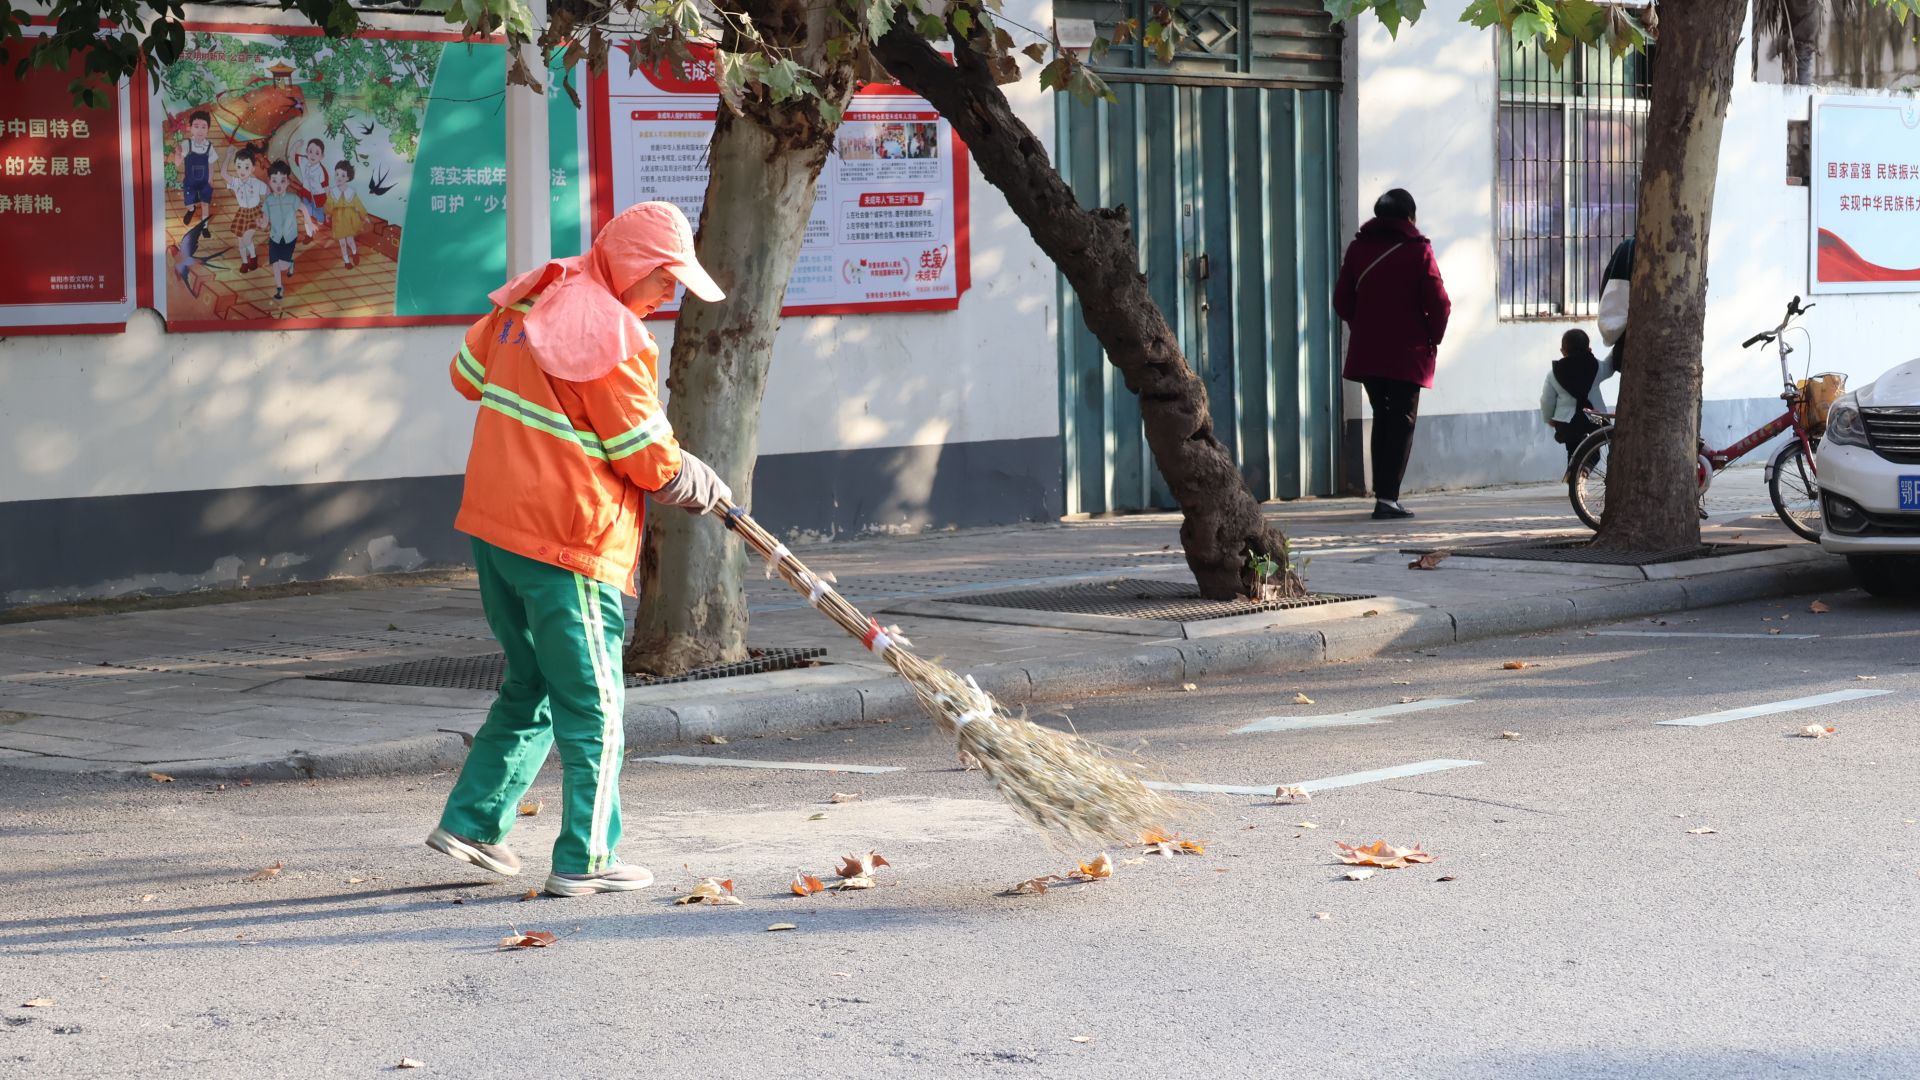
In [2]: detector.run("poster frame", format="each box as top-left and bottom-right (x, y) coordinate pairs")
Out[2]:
(1808, 92), (1920, 297)
(586, 63), (972, 319)
(149, 21), (594, 332)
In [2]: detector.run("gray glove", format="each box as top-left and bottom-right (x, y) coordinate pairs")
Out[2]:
(651, 451), (733, 515)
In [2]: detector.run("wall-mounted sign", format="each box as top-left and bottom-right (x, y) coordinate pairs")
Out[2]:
(594, 47), (970, 316)
(150, 26), (588, 329)
(1811, 94), (1920, 294)
(0, 28), (138, 334)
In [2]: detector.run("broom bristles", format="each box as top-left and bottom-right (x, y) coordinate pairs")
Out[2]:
(717, 500), (1181, 843)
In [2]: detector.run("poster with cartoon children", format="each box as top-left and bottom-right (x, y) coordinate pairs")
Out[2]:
(153, 26), (585, 330)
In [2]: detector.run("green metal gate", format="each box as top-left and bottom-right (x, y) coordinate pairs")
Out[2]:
(1054, 9), (1342, 515)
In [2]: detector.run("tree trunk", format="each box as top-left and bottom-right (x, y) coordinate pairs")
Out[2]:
(1594, 0), (1746, 551)
(872, 27), (1300, 600)
(624, 10), (857, 676)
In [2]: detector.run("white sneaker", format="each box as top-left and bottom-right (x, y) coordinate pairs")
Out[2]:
(425, 826), (522, 876)
(544, 863), (655, 897)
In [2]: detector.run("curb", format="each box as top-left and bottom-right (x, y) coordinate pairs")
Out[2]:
(87, 555), (1850, 782)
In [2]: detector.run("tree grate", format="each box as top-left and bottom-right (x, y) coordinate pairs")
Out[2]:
(1401, 539), (1784, 566)
(941, 578), (1374, 622)
(308, 646), (828, 691)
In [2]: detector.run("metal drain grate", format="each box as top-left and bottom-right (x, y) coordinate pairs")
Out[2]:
(309, 646), (828, 691)
(1402, 539), (1784, 566)
(942, 578), (1374, 622)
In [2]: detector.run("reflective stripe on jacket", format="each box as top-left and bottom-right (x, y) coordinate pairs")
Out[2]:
(450, 301), (682, 595)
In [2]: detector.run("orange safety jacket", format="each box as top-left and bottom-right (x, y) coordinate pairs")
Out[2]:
(449, 299), (682, 595)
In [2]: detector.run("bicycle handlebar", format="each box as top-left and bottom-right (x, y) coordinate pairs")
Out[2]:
(1743, 296), (1816, 349)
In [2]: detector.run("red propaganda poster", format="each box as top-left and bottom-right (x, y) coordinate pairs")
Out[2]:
(0, 33), (137, 333)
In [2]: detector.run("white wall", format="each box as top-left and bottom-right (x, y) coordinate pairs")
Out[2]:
(0, 5), (1060, 508)
(1352, 3), (1920, 429)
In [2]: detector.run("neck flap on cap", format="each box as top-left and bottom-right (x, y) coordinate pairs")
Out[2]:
(485, 204), (673, 383)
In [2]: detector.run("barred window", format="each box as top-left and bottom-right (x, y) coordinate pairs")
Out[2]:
(1497, 34), (1653, 320)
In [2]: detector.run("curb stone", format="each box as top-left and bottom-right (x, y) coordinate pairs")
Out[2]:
(86, 556), (1850, 782)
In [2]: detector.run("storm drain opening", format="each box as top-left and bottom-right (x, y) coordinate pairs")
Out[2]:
(1401, 539), (1785, 567)
(941, 578), (1375, 623)
(310, 646), (828, 691)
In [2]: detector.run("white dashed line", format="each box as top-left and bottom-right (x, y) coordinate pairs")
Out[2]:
(1656, 688), (1893, 727)
(1235, 698), (1475, 734)
(635, 755), (903, 774)
(1148, 758), (1483, 797)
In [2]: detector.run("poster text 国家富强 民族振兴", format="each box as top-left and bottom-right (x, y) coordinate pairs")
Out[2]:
(152, 26), (587, 329)
(597, 46), (969, 316)
(1811, 95), (1920, 294)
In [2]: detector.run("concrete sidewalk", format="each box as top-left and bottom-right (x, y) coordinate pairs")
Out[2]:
(0, 469), (1848, 779)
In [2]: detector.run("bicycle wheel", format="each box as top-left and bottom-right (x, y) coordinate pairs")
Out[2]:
(1567, 428), (1613, 532)
(1768, 437), (1822, 542)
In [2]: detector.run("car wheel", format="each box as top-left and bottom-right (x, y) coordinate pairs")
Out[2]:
(1846, 554), (1920, 599)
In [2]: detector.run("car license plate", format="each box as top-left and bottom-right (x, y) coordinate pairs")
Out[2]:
(1902, 477), (1920, 510)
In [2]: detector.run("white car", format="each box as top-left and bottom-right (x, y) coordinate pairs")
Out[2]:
(1817, 357), (1920, 597)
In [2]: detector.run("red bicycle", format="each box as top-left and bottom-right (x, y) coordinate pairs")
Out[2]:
(1567, 297), (1842, 542)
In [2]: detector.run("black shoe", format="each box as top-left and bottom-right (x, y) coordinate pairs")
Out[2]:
(181, 209), (193, 225)
(1372, 501), (1415, 520)
(273, 286), (284, 299)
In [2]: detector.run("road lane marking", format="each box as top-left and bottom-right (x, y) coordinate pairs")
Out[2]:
(1593, 631), (1818, 641)
(635, 755), (903, 774)
(1236, 698), (1474, 734)
(1656, 688), (1893, 727)
(1147, 758), (1483, 797)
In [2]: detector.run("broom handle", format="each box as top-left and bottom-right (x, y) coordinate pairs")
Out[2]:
(708, 496), (906, 661)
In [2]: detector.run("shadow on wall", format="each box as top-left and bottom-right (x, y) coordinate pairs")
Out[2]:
(0, 475), (468, 607)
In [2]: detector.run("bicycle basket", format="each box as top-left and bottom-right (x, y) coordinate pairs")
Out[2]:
(1794, 372), (1847, 437)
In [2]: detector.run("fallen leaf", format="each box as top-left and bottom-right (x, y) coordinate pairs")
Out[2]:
(766, 923), (797, 932)
(1391, 679), (1412, 685)
(830, 971), (852, 978)
(1296, 822), (1319, 830)
(1399, 697), (1420, 704)
(21, 998), (54, 1008)
(1408, 551), (1450, 570)
(1796, 724), (1837, 738)
(1809, 600), (1831, 614)
(1312, 912), (1331, 920)
(1436, 875), (1458, 882)
(1335, 840), (1436, 869)
(1344, 868), (1376, 881)
(518, 801), (542, 817)
(1181, 682), (1198, 692)
(1069, 1035), (1093, 1044)
(1501, 731), (1522, 740)
(1858, 674), (1879, 680)
(1003, 875), (1064, 896)
(1292, 692), (1315, 705)
(1139, 830), (1206, 856)
(790, 873), (826, 897)
(518, 890), (540, 902)
(1687, 827), (1717, 835)
(147, 772), (175, 783)
(239, 779), (253, 787)
(1361, 609), (1380, 618)
(700, 734), (728, 745)
(1120, 857), (1147, 866)
(806, 813), (827, 821)
(835, 851), (891, 882)
(244, 861), (284, 882)
(497, 929), (559, 949)
(1072, 853), (1115, 881)
(346, 878), (365, 885)
(1768, 628), (1783, 635)
(138, 894), (155, 903)
(1502, 661), (1530, 671)
(828, 792), (861, 804)
(1273, 786), (1311, 804)
(398, 1059), (426, 1070)
(675, 878), (744, 906)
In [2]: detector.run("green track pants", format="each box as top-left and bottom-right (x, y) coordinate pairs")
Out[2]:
(439, 539), (626, 874)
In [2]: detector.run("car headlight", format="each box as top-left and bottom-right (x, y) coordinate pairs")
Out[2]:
(1826, 395), (1869, 448)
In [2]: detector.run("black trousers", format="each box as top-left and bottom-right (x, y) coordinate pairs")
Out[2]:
(1362, 377), (1421, 503)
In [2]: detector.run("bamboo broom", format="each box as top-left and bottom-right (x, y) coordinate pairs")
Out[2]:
(713, 497), (1180, 845)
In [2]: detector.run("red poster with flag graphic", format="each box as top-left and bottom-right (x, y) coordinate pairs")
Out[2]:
(0, 38), (137, 332)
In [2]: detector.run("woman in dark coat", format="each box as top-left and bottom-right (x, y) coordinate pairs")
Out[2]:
(1333, 189), (1451, 520)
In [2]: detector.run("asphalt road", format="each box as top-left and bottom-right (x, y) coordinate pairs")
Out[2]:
(4, 590), (1919, 1079)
